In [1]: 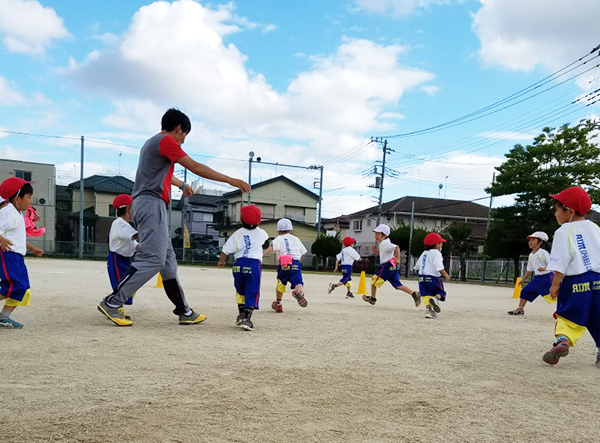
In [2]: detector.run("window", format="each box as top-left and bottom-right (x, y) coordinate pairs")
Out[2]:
(353, 219), (363, 231)
(255, 203), (276, 220)
(15, 170), (32, 181)
(202, 213), (213, 222)
(109, 206), (116, 216)
(366, 218), (372, 227)
(285, 206), (305, 222)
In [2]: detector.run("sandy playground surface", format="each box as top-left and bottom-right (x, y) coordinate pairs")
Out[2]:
(2, 258), (599, 443)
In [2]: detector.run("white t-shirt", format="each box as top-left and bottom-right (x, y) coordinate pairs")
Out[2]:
(0, 204), (26, 255)
(548, 220), (600, 276)
(378, 238), (396, 263)
(109, 217), (139, 257)
(336, 246), (361, 265)
(414, 249), (444, 277)
(526, 249), (551, 276)
(222, 227), (269, 261)
(272, 233), (307, 260)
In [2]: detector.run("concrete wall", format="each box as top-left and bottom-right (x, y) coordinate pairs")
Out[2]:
(0, 159), (56, 252)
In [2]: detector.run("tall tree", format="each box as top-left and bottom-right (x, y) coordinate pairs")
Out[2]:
(447, 223), (472, 281)
(486, 120), (600, 280)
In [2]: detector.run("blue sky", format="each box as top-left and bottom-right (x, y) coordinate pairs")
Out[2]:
(0, 0), (599, 218)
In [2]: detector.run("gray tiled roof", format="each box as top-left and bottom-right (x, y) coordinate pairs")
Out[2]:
(68, 175), (134, 194)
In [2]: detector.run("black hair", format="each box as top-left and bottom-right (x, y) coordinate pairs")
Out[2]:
(540, 240), (551, 252)
(241, 220), (258, 230)
(553, 200), (583, 217)
(161, 108), (191, 134)
(116, 206), (128, 217)
(9, 183), (33, 203)
(424, 244), (435, 250)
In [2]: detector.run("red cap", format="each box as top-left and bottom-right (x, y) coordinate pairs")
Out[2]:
(342, 236), (356, 247)
(424, 232), (446, 246)
(112, 194), (133, 209)
(241, 205), (261, 226)
(550, 186), (592, 216)
(0, 177), (28, 200)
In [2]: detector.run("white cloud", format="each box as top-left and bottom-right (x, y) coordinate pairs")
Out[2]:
(0, 145), (27, 160)
(353, 0), (459, 17)
(64, 0), (433, 145)
(0, 76), (27, 105)
(421, 85), (439, 96)
(0, 0), (70, 54)
(473, 0), (600, 72)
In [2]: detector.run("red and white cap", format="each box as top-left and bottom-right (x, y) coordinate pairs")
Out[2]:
(342, 236), (356, 247)
(424, 232), (446, 246)
(241, 205), (262, 226)
(550, 186), (592, 216)
(112, 194), (133, 209)
(373, 224), (390, 236)
(527, 231), (548, 242)
(0, 177), (28, 200)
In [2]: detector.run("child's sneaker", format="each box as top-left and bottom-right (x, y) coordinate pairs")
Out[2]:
(239, 309), (254, 331)
(346, 292), (354, 298)
(327, 283), (336, 294)
(425, 307), (437, 319)
(507, 308), (524, 315)
(271, 300), (283, 313)
(0, 317), (23, 329)
(362, 295), (376, 305)
(542, 340), (570, 365)
(429, 297), (441, 313)
(179, 310), (207, 325)
(293, 290), (308, 307)
(412, 291), (421, 307)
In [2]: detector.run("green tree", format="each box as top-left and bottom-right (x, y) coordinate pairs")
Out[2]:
(311, 235), (342, 270)
(486, 119), (600, 280)
(389, 224), (428, 259)
(447, 223), (472, 281)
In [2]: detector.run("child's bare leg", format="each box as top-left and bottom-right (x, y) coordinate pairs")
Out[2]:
(397, 285), (421, 307)
(397, 285), (414, 295)
(371, 284), (377, 298)
(292, 284), (304, 296)
(276, 290), (284, 302)
(518, 299), (527, 309)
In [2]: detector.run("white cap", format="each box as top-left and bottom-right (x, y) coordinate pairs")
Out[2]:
(527, 231), (548, 242)
(277, 218), (293, 231)
(373, 224), (390, 236)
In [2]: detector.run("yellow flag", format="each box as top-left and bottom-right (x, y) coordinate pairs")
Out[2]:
(184, 225), (191, 249)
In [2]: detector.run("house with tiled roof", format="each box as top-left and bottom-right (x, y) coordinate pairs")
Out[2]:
(329, 196), (490, 256)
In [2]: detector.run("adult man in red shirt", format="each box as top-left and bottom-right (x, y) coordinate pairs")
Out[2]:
(98, 108), (250, 326)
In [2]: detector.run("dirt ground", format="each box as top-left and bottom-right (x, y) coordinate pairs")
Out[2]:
(2, 258), (599, 443)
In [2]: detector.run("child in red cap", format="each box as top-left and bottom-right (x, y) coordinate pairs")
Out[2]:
(107, 194), (138, 314)
(543, 186), (600, 368)
(218, 205), (269, 331)
(0, 177), (43, 329)
(328, 236), (361, 298)
(414, 233), (450, 319)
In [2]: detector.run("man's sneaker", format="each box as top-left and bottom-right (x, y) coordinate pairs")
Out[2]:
(412, 291), (422, 307)
(327, 283), (336, 294)
(179, 310), (207, 325)
(425, 307), (437, 319)
(272, 301), (283, 313)
(98, 299), (133, 327)
(429, 297), (441, 313)
(239, 317), (255, 331)
(542, 340), (570, 365)
(507, 308), (524, 315)
(362, 295), (376, 305)
(0, 317), (23, 329)
(293, 291), (308, 307)
(346, 292), (354, 298)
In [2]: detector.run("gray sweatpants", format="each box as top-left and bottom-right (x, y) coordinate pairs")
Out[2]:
(107, 195), (190, 314)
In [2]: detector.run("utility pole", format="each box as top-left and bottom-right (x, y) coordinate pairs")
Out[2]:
(78, 136), (84, 259)
(182, 169), (187, 262)
(315, 165), (324, 237)
(407, 201), (415, 277)
(368, 138), (393, 225)
(481, 172), (495, 282)
(248, 151), (254, 204)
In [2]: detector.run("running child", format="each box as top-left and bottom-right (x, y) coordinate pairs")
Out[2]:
(266, 218), (308, 312)
(107, 194), (139, 309)
(542, 186), (600, 368)
(414, 232), (450, 319)
(363, 224), (420, 307)
(507, 231), (553, 316)
(0, 178), (43, 329)
(328, 236), (361, 298)
(218, 205), (269, 331)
